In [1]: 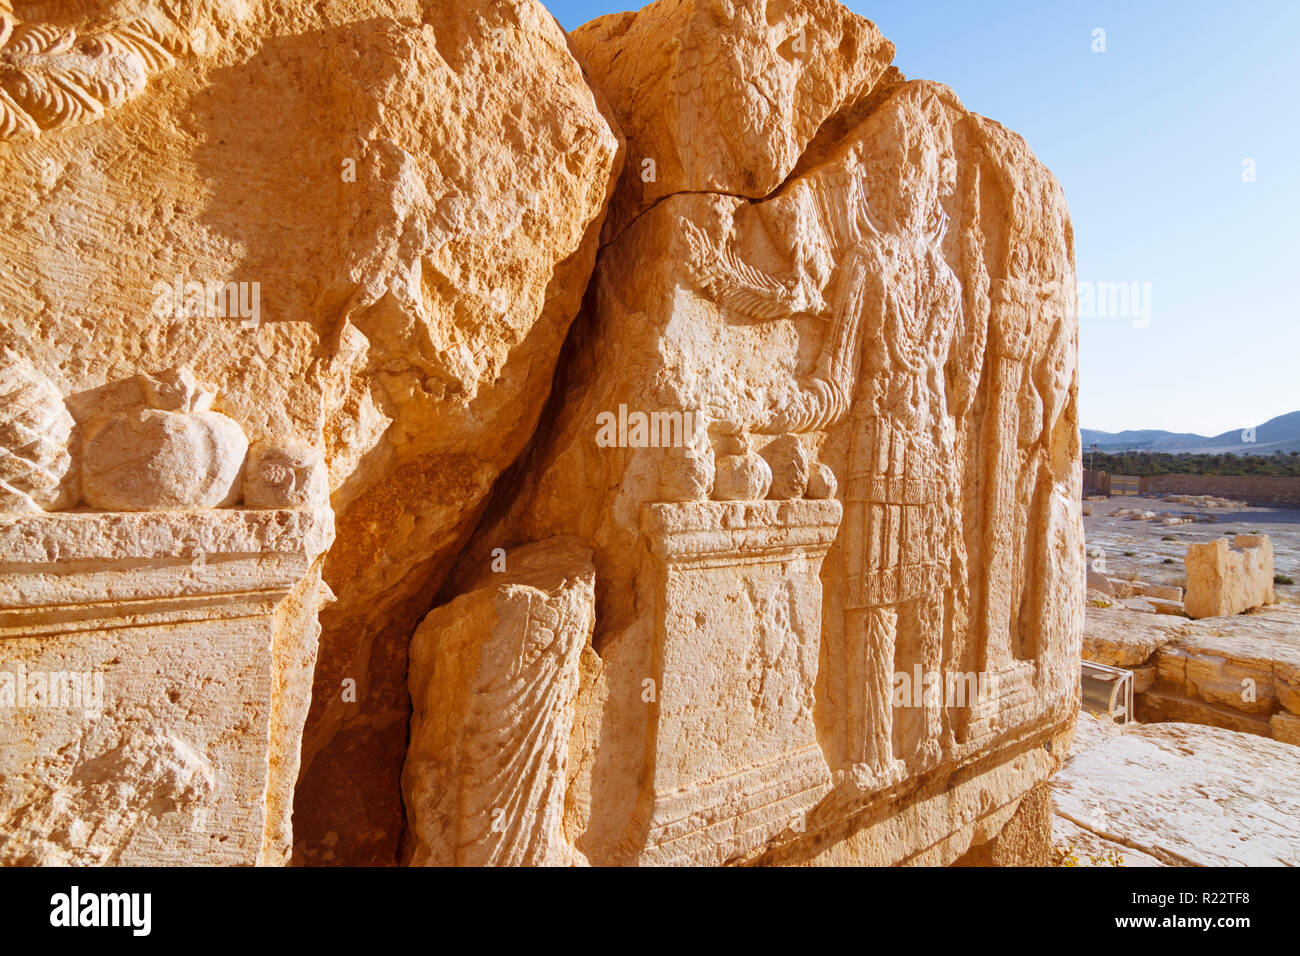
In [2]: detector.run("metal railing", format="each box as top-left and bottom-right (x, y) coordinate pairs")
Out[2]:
(1080, 661), (1135, 723)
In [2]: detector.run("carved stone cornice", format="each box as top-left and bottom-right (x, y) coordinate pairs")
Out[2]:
(0, 507), (333, 637)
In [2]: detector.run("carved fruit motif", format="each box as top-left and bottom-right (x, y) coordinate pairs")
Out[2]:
(80, 368), (248, 511)
(0, 353), (77, 512)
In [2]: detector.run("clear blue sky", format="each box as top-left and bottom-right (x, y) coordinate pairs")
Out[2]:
(544, 0), (1300, 436)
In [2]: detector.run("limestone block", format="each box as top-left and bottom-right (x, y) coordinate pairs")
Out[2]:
(1148, 597), (1186, 616)
(1107, 578), (1145, 599)
(636, 500), (839, 865)
(403, 537), (595, 867)
(1086, 570), (1113, 595)
(1135, 690), (1272, 738)
(1051, 816), (1166, 867)
(952, 782), (1052, 866)
(1053, 721), (1300, 866)
(0, 352), (77, 512)
(1185, 535), (1275, 618)
(1082, 607), (1186, 668)
(0, 507), (332, 865)
(1272, 712), (1300, 747)
(1144, 583), (1183, 602)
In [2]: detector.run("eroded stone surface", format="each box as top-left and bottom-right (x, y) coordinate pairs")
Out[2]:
(82, 408), (248, 511)
(0, 0), (622, 865)
(244, 442), (328, 510)
(1083, 603), (1300, 746)
(1053, 720), (1300, 866)
(0, 507), (332, 865)
(3, 0), (1087, 868)
(0, 352), (77, 513)
(1082, 605), (1186, 668)
(450, 4), (1080, 866)
(572, 0), (895, 238)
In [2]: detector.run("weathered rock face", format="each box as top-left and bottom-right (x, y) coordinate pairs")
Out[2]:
(1082, 604), (1300, 747)
(0, 352), (77, 513)
(80, 368), (250, 511)
(571, 0), (895, 237)
(0, 507), (333, 865)
(451, 0), (1081, 865)
(1, 0), (622, 864)
(3, 0), (1082, 867)
(1185, 534), (1275, 618)
(1054, 719), (1300, 866)
(1082, 605), (1185, 668)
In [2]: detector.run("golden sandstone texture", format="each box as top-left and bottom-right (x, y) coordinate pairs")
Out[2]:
(0, 0), (1081, 866)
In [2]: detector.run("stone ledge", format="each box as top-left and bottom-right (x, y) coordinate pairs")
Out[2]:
(0, 507), (332, 568)
(642, 499), (842, 562)
(0, 507), (332, 634)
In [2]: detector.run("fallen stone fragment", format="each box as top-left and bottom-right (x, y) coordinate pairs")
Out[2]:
(1185, 535), (1275, 618)
(1053, 720), (1300, 866)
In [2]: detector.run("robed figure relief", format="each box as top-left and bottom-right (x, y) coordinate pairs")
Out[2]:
(683, 95), (971, 782)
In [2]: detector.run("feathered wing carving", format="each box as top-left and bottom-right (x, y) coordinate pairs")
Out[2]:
(682, 218), (802, 322)
(681, 198), (878, 435)
(0, 9), (188, 140)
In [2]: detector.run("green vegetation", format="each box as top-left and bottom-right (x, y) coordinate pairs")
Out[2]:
(1277, 574), (1296, 586)
(1087, 450), (1300, 477)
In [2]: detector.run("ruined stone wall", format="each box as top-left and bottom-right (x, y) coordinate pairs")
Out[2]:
(1140, 474), (1300, 507)
(1083, 468), (1110, 495)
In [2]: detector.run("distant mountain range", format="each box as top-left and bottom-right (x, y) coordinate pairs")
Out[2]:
(1081, 411), (1300, 455)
